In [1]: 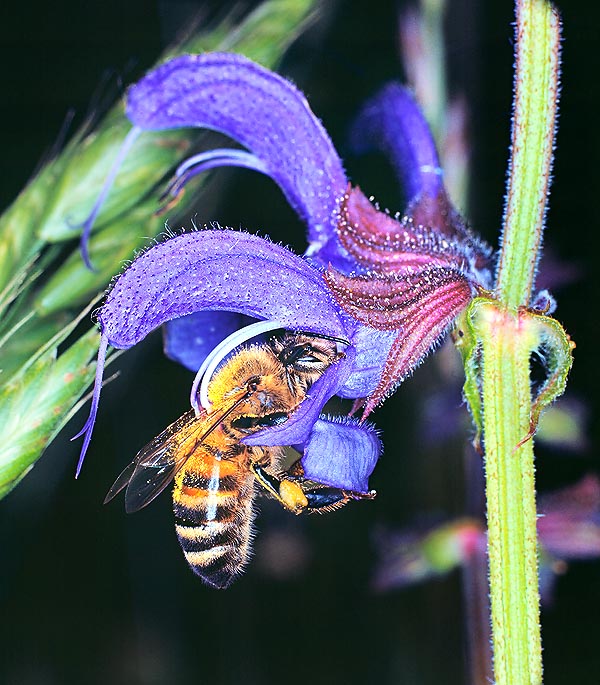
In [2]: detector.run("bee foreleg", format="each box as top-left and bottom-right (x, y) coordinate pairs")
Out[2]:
(280, 460), (376, 514)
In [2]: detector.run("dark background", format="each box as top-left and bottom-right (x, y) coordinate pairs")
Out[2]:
(0, 1), (598, 684)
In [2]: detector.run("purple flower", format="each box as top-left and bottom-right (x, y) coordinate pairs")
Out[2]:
(121, 54), (492, 412)
(75, 229), (384, 492)
(76, 52), (493, 489)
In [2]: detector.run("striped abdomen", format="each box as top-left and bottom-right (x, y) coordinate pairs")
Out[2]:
(173, 450), (255, 589)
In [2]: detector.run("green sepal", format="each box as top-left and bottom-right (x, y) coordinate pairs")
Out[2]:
(454, 296), (493, 452)
(457, 296), (573, 453)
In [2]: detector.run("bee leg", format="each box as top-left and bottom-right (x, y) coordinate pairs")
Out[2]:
(303, 487), (376, 514)
(283, 460), (376, 513)
(251, 463), (309, 515)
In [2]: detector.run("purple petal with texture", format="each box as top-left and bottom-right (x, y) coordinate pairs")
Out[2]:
(242, 349), (355, 447)
(99, 230), (349, 349)
(350, 83), (442, 203)
(301, 415), (382, 493)
(126, 53), (347, 247)
(337, 326), (396, 398)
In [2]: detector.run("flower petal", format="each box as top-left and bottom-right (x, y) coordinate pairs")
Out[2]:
(301, 415), (382, 493)
(163, 310), (253, 372)
(126, 53), (347, 247)
(337, 326), (396, 398)
(348, 86), (493, 279)
(99, 230), (349, 349)
(350, 83), (442, 203)
(242, 349), (355, 447)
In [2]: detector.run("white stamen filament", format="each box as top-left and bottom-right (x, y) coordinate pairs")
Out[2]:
(190, 319), (286, 414)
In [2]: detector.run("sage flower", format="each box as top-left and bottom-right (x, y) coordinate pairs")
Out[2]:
(76, 52), (494, 489)
(75, 229), (385, 492)
(117, 53), (493, 414)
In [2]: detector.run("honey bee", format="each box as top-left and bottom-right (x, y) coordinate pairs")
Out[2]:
(105, 333), (375, 589)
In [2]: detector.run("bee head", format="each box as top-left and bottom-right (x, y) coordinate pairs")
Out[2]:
(274, 334), (340, 394)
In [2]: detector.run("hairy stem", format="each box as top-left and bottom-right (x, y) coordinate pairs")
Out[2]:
(476, 302), (542, 685)
(495, 0), (561, 307)
(481, 2), (562, 683)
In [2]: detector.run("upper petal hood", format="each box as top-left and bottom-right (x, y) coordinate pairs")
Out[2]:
(350, 83), (443, 204)
(163, 310), (253, 372)
(99, 230), (350, 348)
(126, 53), (348, 248)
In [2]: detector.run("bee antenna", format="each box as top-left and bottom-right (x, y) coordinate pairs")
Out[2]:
(190, 320), (286, 413)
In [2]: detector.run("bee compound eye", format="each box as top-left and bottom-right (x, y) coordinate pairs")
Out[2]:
(284, 344), (320, 367)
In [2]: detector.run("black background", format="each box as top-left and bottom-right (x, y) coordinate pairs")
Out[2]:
(0, 1), (598, 684)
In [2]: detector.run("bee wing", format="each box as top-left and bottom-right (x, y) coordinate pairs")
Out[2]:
(104, 410), (200, 513)
(105, 386), (255, 513)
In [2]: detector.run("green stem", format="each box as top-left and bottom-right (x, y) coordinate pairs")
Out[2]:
(475, 302), (542, 685)
(479, 2), (562, 683)
(495, 0), (561, 308)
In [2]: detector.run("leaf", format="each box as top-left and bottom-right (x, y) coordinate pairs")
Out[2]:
(0, 327), (100, 498)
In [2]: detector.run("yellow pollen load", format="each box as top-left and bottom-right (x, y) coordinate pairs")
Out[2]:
(279, 480), (309, 514)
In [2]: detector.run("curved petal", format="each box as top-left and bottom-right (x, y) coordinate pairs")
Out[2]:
(126, 53), (347, 246)
(301, 415), (382, 493)
(350, 83), (442, 204)
(337, 326), (396, 398)
(163, 310), (254, 372)
(350, 83), (442, 203)
(242, 349), (355, 447)
(99, 230), (350, 348)
(349, 88), (493, 271)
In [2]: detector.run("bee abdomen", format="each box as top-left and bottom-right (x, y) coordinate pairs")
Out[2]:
(173, 477), (255, 589)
